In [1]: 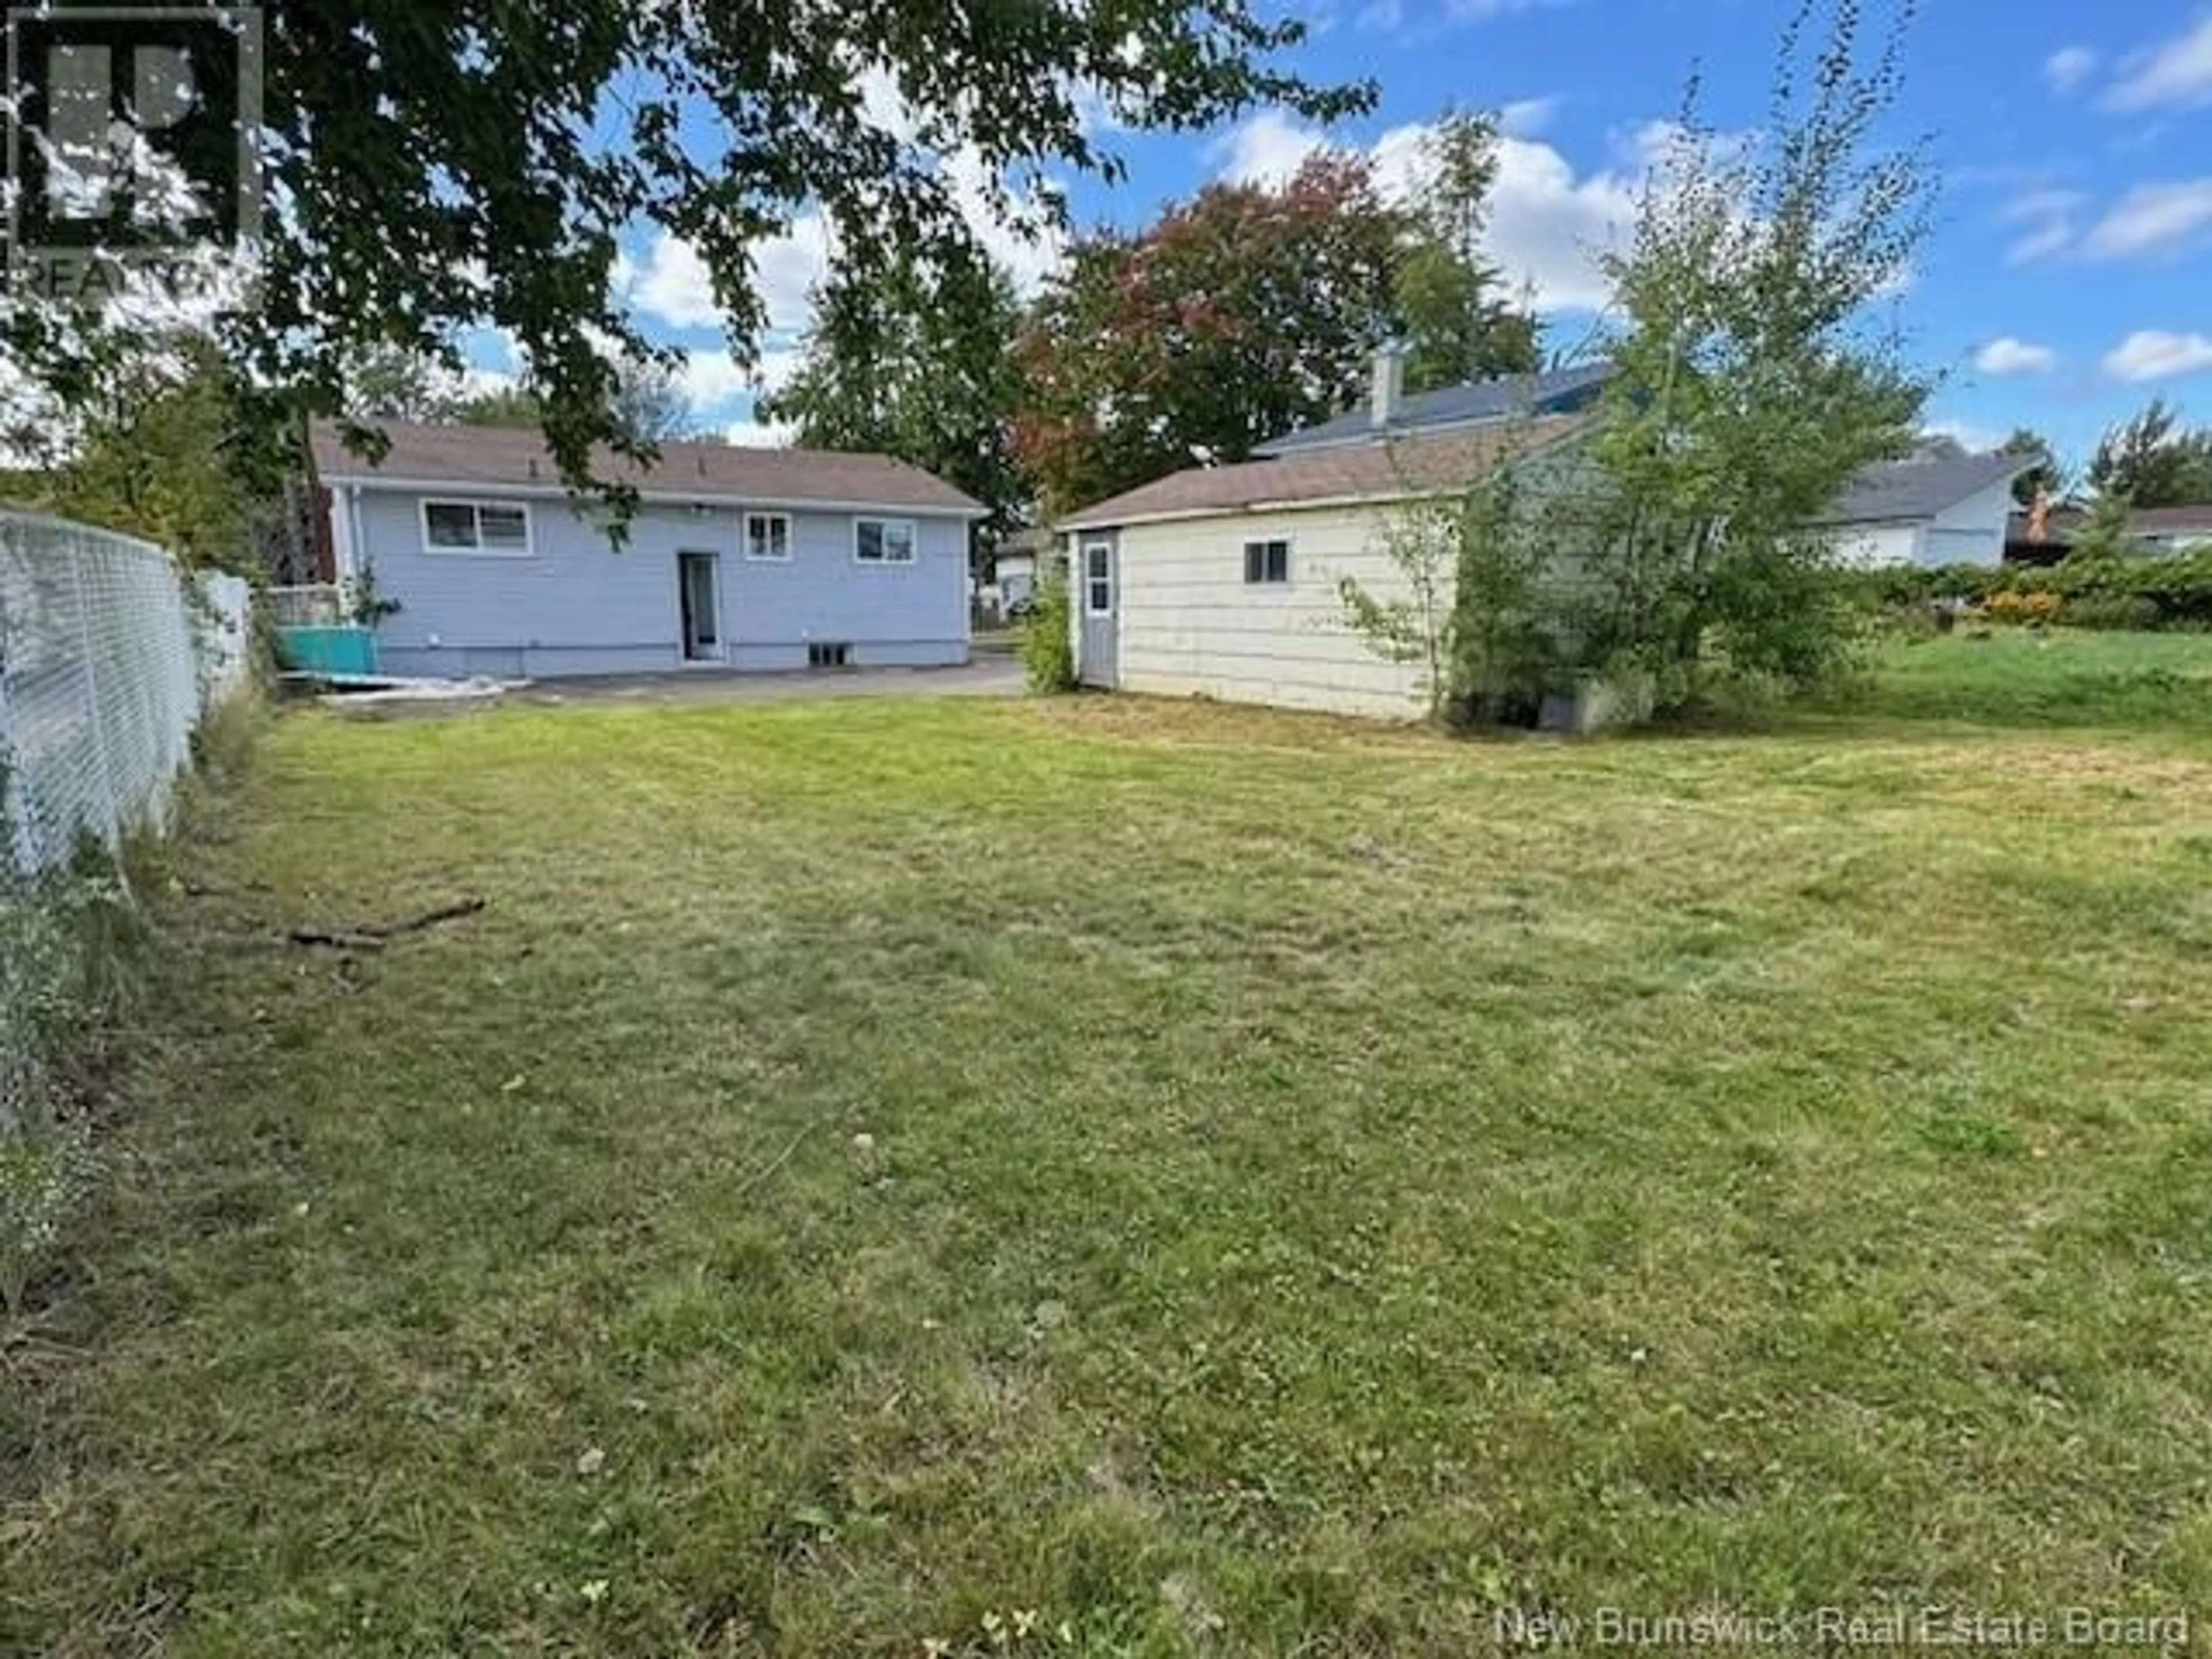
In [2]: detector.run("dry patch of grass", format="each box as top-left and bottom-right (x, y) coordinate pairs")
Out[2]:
(6, 637), (2212, 1654)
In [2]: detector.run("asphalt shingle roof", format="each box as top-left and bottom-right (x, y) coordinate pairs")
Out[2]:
(1818, 453), (2028, 527)
(2128, 503), (2212, 535)
(1062, 416), (1591, 529)
(309, 421), (983, 514)
(1257, 362), (1617, 454)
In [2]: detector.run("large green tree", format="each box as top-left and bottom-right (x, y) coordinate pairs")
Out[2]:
(1014, 154), (1406, 515)
(1393, 111), (1539, 393)
(1581, 0), (1932, 702)
(6, 6), (1368, 493)
(1358, 0), (1933, 723)
(763, 248), (1028, 538)
(1579, 0), (1932, 702)
(2088, 399), (2212, 508)
(32, 337), (285, 571)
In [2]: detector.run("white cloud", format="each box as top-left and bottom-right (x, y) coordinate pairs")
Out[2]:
(2081, 179), (2212, 259)
(1207, 109), (1684, 315)
(2108, 14), (2212, 111)
(1998, 187), (2088, 263)
(1498, 97), (1561, 137)
(624, 95), (1060, 350)
(2044, 46), (2099, 96)
(1924, 418), (2006, 454)
(1360, 0), (1551, 29)
(723, 418), (797, 449)
(752, 215), (832, 333)
(1481, 134), (1641, 310)
(1974, 336), (2057, 376)
(2103, 329), (2212, 382)
(676, 348), (750, 412)
(1209, 108), (1327, 188)
(629, 234), (722, 331)
(941, 152), (1067, 297)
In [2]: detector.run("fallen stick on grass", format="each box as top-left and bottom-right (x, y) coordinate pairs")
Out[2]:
(286, 897), (487, 950)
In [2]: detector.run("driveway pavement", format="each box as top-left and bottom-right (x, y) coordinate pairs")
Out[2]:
(513, 658), (1026, 707)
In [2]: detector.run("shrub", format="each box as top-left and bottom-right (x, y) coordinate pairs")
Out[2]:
(1860, 550), (2212, 634)
(1020, 577), (1075, 692)
(2059, 594), (2162, 632)
(1983, 589), (2061, 627)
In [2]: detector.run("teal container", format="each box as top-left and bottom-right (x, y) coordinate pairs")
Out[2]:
(276, 625), (381, 677)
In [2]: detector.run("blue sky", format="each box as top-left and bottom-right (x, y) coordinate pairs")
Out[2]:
(570, 3), (2212, 471)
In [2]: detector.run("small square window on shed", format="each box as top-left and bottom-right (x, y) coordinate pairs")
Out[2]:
(808, 642), (851, 668)
(1243, 539), (1291, 585)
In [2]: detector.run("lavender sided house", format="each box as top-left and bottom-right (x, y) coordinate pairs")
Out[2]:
(309, 422), (983, 679)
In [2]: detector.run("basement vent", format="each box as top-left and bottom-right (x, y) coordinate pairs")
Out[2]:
(808, 642), (851, 668)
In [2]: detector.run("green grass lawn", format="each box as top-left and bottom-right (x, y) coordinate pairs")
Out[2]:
(7, 634), (2212, 1654)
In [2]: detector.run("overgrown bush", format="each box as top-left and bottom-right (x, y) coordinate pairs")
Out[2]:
(2058, 593), (2163, 632)
(1020, 576), (1076, 692)
(0, 862), (128, 1321)
(1869, 550), (2212, 632)
(0, 736), (216, 1324)
(1984, 589), (2062, 627)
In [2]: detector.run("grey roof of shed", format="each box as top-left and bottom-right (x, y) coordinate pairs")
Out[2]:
(1063, 416), (1591, 529)
(309, 420), (984, 514)
(1258, 362), (1617, 454)
(1818, 453), (2029, 527)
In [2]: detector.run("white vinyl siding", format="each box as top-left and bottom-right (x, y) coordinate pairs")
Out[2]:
(855, 517), (916, 565)
(1113, 504), (1431, 718)
(421, 499), (533, 556)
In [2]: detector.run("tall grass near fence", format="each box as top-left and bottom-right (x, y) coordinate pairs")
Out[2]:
(0, 512), (256, 1319)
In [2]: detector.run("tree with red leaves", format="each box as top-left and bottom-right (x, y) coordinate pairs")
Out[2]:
(1015, 155), (1410, 517)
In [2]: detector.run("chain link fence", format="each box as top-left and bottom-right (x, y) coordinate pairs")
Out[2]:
(0, 511), (253, 876)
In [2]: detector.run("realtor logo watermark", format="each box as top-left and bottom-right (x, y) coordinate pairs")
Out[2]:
(3, 5), (261, 300)
(1495, 1604), (2194, 1649)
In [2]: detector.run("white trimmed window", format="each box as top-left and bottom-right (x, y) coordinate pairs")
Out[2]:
(1084, 542), (1112, 615)
(854, 517), (917, 565)
(1243, 537), (1290, 585)
(745, 512), (791, 561)
(422, 499), (532, 555)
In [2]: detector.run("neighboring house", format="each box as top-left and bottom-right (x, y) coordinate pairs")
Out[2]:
(1815, 453), (2029, 569)
(1059, 415), (1589, 718)
(308, 421), (983, 679)
(994, 526), (1052, 612)
(2003, 501), (2212, 562)
(2128, 503), (2212, 554)
(1257, 359), (1615, 454)
(1057, 356), (2032, 718)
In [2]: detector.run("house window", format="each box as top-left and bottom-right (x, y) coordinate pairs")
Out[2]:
(1243, 538), (1290, 585)
(808, 642), (851, 668)
(422, 499), (532, 555)
(1084, 542), (1113, 616)
(855, 517), (916, 565)
(745, 512), (791, 561)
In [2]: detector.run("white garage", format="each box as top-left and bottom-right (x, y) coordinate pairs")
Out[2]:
(1818, 454), (2029, 570)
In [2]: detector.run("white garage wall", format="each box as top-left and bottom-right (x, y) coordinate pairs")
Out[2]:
(1829, 482), (2016, 571)
(1923, 480), (2014, 568)
(1828, 524), (1925, 569)
(1115, 503), (1431, 719)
